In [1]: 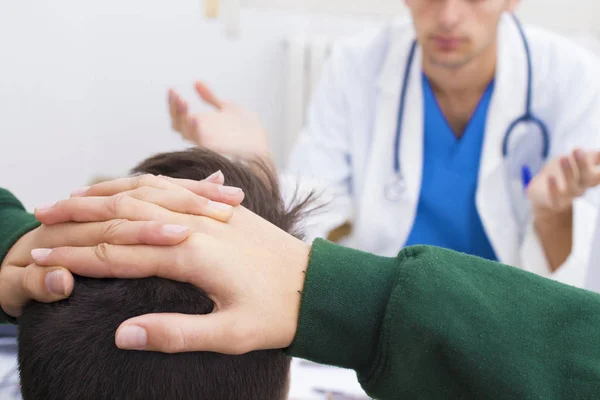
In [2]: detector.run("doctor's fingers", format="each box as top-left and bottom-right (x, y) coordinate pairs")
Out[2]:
(559, 156), (585, 197)
(34, 192), (232, 227)
(194, 81), (224, 110)
(573, 149), (600, 188)
(183, 114), (202, 144)
(168, 90), (190, 134)
(0, 264), (74, 318)
(168, 89), (179, 125)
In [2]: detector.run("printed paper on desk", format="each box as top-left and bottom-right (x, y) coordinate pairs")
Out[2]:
(288, 359), (370, 400)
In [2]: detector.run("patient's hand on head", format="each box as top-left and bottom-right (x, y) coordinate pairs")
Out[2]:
(17, 148), (313, 400)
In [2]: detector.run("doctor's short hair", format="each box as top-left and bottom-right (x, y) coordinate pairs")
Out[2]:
(17, 148), (315, 400)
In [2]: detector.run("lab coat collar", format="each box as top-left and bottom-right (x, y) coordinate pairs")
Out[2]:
(477, 13), (528, 265)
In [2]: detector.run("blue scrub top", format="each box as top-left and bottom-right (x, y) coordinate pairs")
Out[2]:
(404, 74), (498, 261)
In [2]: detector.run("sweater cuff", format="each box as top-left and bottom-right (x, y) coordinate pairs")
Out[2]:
(287, 238), (399, 372)
(0, 192), (41, 325)
(0, 207), (40, 267)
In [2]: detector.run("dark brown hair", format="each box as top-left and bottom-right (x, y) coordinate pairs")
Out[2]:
(18, 148), (313, 400)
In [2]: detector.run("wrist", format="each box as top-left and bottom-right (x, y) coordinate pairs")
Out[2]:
(287, 239), (399, 371)
(2, 228), (37, 268)
(532, 205), (573, 229)
(286, 239), (311, 347)
(532, 205), (573, 272)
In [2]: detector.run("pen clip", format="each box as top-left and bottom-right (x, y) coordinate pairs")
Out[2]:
(521, 165), (532, 190)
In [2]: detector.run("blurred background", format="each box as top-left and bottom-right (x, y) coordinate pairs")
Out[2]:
(0, 0), (598, 211)
(1, 1), (599, 399)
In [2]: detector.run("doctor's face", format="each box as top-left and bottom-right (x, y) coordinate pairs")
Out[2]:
(405, 0), (520, 69)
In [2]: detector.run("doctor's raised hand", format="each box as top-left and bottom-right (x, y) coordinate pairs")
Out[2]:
(526, 148), (600, 269)
(168, 82), (271, 158)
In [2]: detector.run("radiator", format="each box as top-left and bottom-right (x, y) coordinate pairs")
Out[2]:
(281, 35), (334, 165)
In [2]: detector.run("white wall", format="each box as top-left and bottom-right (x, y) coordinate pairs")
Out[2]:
(0, 0), (598, 210)
(246, 0), (600, 35)
(0, 1), (381, 210)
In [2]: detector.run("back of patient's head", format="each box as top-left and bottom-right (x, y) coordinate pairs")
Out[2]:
(17, 148), (307, 400)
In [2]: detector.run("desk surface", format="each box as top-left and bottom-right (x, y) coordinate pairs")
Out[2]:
(288, 358), (369, 399)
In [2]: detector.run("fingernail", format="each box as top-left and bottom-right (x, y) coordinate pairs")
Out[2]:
(162, 224), (189, 235)
(31, 248), (52, 261)
(561, 158), (571, 169)
(45, 270), (68, 296)
(218, 186), (243, 196)
(205, 170), (224, 183)
(71, 186), (90, 197)
(190, 117), (198, 128)
(116, 326), (148, 349)
(575, 150), (584, 160)
(208, 200), (232, 211)
(35, 202), (56, 212)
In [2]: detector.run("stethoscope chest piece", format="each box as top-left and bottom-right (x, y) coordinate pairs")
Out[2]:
(385, 174), (408, 202)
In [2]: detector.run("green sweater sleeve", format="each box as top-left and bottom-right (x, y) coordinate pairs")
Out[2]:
(0, 188), (41, 324)
(288, 238), (600, 400)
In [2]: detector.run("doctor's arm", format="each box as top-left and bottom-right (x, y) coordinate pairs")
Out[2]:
(523, 59), (600, 282)
(168, 47), (356, 241)
(527, 149), (600, 271)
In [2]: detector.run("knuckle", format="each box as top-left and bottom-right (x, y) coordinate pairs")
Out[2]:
(101, 219), (128, 241)
(108, 193), (128, 216)
(139, 174), (159, 188)
(94, 243), (112, 264)
(132, 186), (155, 201)
(163, 325), (187, 354)
(229, 327), (252, 355)
(185, 192), (207, 214)
(133, 174), (154, 188)
(21, 266), (40, 297)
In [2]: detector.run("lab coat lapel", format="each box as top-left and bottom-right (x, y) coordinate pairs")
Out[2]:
(477, 14), (528, 265)
(377, 25), (424, 255)
(358, 22), (423, 256)
(376, 40), (424, 204)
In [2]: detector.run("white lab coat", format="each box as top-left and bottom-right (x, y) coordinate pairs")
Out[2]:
(284, 13), (600, 288)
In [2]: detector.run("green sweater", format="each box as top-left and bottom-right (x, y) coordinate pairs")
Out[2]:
(2, 188), (600, 399)
(0, 188), (40, 271)
(290, 240), (600, 399)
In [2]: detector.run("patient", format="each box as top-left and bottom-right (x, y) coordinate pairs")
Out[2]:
(17, 148), (313, 400)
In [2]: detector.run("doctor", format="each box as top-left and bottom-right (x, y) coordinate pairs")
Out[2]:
(168, 0), (600, 287)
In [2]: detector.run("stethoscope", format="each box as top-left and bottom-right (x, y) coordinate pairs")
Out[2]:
(385, 14), (550, 206)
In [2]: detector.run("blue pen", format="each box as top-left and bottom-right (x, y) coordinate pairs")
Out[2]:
(521, 165), (532, 189)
